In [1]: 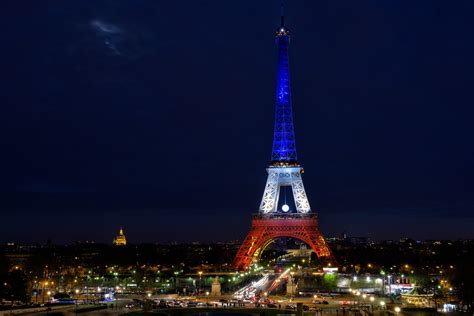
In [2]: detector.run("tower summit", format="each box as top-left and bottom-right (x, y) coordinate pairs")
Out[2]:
(272, 4), (297, 164)
(258, 7), (309, 214)
(233, 8), (333, 270)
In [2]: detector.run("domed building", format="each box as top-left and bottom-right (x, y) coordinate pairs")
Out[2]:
(113, 228), (127, 246)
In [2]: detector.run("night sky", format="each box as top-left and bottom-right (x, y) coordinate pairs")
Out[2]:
(2, 1), (474, 244)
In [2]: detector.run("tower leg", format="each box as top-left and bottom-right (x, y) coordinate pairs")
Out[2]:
(234, 215), (333, 270)
(233, 222), (266, 270)
(290, 171), (311, 213)
(259, 170), (281, 213)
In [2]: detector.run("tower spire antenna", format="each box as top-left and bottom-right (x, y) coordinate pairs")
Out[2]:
(280, 1), (285, 27)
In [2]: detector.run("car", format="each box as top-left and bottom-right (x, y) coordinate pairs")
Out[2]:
(286, 304), (296, 310)
(157, 301), (168, 308)
(267, 303), (278, 308)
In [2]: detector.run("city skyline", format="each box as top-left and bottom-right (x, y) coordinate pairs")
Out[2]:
(2, 0), (474, 243)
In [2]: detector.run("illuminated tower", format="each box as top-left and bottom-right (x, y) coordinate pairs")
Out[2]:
(233, 9), (333, 270)
(113, 227), (127, 246)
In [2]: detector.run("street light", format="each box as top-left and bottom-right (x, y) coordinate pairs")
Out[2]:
(174, 272), (180, 295)
(394, 306), (401, 314)
(74, 289), (80, 315)
(369, 296), (374, 312)
(198, 271), (203, 294)
(289, 272), (295, 301)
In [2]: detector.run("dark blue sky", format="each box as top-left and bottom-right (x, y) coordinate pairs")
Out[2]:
(1, 1), (473, 243)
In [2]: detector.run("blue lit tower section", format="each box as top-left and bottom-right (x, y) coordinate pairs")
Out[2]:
(259, 12), (312, 214)
(271, 16), (297, 164)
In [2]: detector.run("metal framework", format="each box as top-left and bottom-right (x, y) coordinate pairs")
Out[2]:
(233, 11), (333, 270)
(271, 24), (297, 163)
(259, 167), (310, 214)
(234, 215), (332, 271)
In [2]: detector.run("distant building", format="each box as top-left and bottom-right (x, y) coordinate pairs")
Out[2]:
(113, 228), (127, 246)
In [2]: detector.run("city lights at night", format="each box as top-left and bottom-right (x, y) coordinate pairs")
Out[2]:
(1, 1), (474, 316)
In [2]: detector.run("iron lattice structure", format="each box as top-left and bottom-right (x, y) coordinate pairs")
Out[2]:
(271, 24), (297, 163)
(234, 215), (332, 270)
(259, 167), (310, 214)
(233, 14), (333, 270)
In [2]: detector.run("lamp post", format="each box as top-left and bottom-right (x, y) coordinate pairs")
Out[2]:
(380, 301), (385, 315)
(42, 282), (49, 304)
(394, 306), (401, 315)
(74, 289), (79, 315)
(289, 271), (295, 301)
(355, 291), (361, 309)
(174, 272), (180, 295)
(362, 294), (367, 313)
(387, 275), (392, 296)
(198, 271), (203, 295)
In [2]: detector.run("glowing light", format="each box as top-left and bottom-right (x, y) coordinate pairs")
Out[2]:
(272, 30), (297, 162)
(395, 307), (401, 313)
(282, 204), (290, 212)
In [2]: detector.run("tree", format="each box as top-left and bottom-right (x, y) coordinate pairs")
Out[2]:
(453, 264), (474, 312)
(321, 273), (337, 292)
(2, 270), (31, 303)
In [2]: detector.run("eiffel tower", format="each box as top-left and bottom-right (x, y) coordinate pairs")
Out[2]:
(233, 8), (333, 270)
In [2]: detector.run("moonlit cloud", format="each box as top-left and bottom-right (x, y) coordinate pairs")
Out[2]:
(90, 20), (121, 35)
(90, 19), (123, 55)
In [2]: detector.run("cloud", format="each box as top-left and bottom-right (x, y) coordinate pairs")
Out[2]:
(90, 19), (123, 55)
(90, 20), (121, 35)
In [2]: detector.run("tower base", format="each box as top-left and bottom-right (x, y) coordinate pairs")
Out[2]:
(233, 214), (333, 270)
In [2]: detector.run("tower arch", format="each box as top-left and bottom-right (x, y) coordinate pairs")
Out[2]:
(234, 214), (332, 270)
